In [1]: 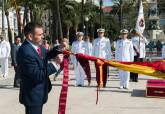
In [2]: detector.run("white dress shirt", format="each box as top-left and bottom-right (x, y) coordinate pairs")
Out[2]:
(115, 39), (134, 62)
(93, 37), (111, 60)
(0, 40), (11, 58)
(71, 40), (86, 63)
(131, 36), (148, 58)
(27, 40), (60, 70)
(84, 41), (93, 56)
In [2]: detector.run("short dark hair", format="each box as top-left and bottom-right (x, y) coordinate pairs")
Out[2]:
(24, 22), (43, 36)
(15, 36), (21, 39)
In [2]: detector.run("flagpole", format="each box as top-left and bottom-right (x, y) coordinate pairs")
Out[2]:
(136, 0), (145, 59)
(138, 0), (140, 59)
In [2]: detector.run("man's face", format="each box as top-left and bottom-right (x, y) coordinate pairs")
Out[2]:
(62, 41), (69, 49)
(98, 32), (104, 38)
(15, 38), (21, 44)
(32, 27), (44, 45)
(78, 35), (83, 41)
(121, 33), (128, 38)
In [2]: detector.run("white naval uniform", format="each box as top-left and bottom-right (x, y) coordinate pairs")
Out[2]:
(93, 37), (111, 60)
(84, 41), (93, 56)
(0, 40), (11, 77)
(162, 44), (165, 59)
(71, 40), (90, 86)
(131, 36), (148, 58)
(93, 37), (111, 87)
(115, 39), (134, 88)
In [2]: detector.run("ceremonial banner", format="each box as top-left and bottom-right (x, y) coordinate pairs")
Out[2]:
(135, 0), (145, 34)
(58, 54), (69, 114)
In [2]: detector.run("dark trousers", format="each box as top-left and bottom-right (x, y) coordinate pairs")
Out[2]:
(25, 105), (43, 114)
(77, 59), (91, 83)
(130, 56), (144, 82)
(95, 63), (108, 87)
(13, 66), (21, 87)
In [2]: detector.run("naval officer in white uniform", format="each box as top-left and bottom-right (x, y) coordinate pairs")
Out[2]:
(93, 28), (111, 87)
(71, 32), (91, 86)
(0, 35), (11, 78)
(130, 29), (148, 82)
(115, 29), (134, 89)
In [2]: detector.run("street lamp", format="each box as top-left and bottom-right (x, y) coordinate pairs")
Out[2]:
(85, 16), (89, 38)
(81, 0), (85, 33)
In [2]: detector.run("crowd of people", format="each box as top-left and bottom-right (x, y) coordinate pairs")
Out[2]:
(0, 22), (165, 114)
(70, 28), (149, 89)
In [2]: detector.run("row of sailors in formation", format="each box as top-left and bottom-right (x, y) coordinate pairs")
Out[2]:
(71, 28), (148, 89)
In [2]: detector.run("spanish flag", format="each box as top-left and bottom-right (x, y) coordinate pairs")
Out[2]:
(75, 53), (165, 79)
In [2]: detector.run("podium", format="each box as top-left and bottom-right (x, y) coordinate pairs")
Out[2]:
(146, 79), (165, 98)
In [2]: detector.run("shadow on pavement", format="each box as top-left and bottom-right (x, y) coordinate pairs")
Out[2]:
(0, 84), (19, 90)
(98, 89), (132, 94)
(52, 83), (121, 89)
(131, 89), (146, 97)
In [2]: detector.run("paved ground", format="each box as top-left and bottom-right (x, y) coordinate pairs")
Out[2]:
(0, 63), (165, 114)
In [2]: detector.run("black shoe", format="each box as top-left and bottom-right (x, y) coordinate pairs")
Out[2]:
(14, 85), (20, 88)
(77, 84), (82, 87)
(103, 85), (106, 88)
(14, 84), (20, 88)
(135, 80), (138, 82)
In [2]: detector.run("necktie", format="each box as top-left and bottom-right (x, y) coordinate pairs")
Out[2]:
(37, 47), (43, 58)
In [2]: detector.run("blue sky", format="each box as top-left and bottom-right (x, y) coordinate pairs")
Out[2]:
(75, 0), (113, 6)
(94, 0), (113, 6)
(103, 0), (113, 6)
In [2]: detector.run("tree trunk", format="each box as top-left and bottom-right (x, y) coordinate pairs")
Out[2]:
(5, 11), (13, 45)
(26, 7), (29, 23)
(23, 4), (29, 28)
(119, 0), (123, 29)
(30, 10), (33, 22)
(16, 10), (23, 40)
(56, 0), (63, 43)
(51, 9), (58, 44)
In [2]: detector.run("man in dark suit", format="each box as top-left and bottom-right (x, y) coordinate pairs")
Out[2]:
(17, 22), (63, 114)
(11, 36), (22, 87)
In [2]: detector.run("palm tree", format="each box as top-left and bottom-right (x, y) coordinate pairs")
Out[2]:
(11, 0), (23, 39)
(56, 0), (63, 43)
(22, 0), (29, 27)
(64, 20), (72, 38)
(60, 0), (79, 39)
(4, 0), (13, 45)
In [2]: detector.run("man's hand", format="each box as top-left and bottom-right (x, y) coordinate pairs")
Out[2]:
(53, 54), (64, 65)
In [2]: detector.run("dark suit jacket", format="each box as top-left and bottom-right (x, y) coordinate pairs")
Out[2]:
(17, 40), (57, 106)
(11, 43), (21, 66)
